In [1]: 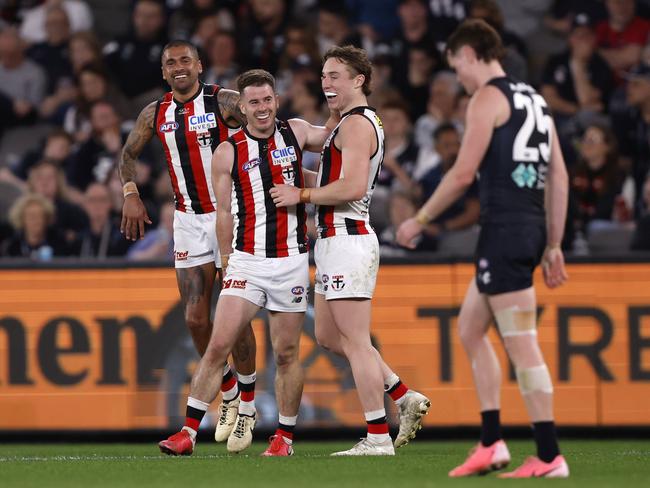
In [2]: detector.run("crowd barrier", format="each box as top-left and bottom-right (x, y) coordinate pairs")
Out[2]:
(0, 260), (649, 430)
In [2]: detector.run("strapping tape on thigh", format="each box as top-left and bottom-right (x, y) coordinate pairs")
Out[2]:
(515, 364), (554, 395)
(494, 306), (537, 337)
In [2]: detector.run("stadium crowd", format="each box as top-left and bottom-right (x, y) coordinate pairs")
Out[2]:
(1, 0), (650, 260)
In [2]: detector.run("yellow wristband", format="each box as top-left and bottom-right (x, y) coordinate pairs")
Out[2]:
(546, 243), (561, 250)
(220, 254), (230, 270)
(299, 188), (311, 203)
(415, 209), (431, 226)
(123, 181), (139, 198)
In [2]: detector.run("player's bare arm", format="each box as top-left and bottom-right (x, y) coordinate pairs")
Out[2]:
(271, 115), (371, 207)
(542, 121), (569, 289)
(212, 141), (236, 268)
(217, 88), (246, 127)
(396, 86), (505, 248)
(119, 101), (156, 240)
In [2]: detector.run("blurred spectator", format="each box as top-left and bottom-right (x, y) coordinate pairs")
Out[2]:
(630, 174), (650, 250)
(67, 101), (125, 191)
(541, 13), (614, 146)
(28, 5), (78, 120)
(419, 123), (479, 234)
(390, 0), (437, 79)
(345, 0), (400, 42)
(496, 0), (553, 38)
(281, 80), (325, 170)
(238, 0), (290, 74)
(546, 0), (609, 37)
(0, 27), (46, 132)
(202, 31), (238, 88)
(19, 0), (93, 44)
(3, 128), (74, 182)
(73, 182), (131, 258)
(427, 0), (468, 53)
(26, 5), (73, 96)
(27, 160), (88, 243)
(127, 200), (174, 261)
(468, 0), (528, 80)
(569, 123), (627, 239)
(69, 31), (103, 75)
(316, 1), (362, 57)
(614, 63), (650, 210)
(377, 100), (420, 194)
(596, 0), (650, 78)
(394, 43), (441, 119)
(188, 12), (219, 51)
(2, 193), (70, 259)
(371, 100), (420, 233)
(276, 23), (321, 93)
(168, 0), (234, 41)
(62, 63), (130, 142)
(379, 190), (437, 252)
(103, 0), (168, 102)
(413, 70), (462, 152)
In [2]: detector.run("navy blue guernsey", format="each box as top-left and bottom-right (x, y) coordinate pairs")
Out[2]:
(478, 77), (552, 225)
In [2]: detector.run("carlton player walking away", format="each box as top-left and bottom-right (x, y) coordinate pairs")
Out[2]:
(158, 69), (339, 457)
(397, 20), (570, 478)
(271, 46), (431, 455)
(118, 40), (257, 447)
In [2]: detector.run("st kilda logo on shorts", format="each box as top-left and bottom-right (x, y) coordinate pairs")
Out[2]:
(331, 275), (345, 291)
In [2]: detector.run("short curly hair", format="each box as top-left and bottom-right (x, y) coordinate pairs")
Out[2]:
(9, 193), (55, 230)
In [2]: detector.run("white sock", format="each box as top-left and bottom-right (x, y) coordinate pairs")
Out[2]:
(384, 373), (400, 391)
(181, 426), (197, 440)
(365, 409), (390, 444)
(367, 432), (391, 443)
(279, 414), (297, 444)
(238, 372), (256, 416)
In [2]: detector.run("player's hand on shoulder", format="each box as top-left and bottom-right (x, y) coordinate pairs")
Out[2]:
(541, 246), (568, 289)
(270, 184), (300, 207)
(396, 218), (423, 250)
(121, 194), (152, 241)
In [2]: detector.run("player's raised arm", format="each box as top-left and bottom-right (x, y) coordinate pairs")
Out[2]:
(212, 140), (236, 269)
(288, 108), (340, 153)
(217, 88), (245, 127)
(542, 121), (569, 288)
(396, 86), (501, 248)
(119, 100), (156, 240)
(271, 115), (370, 207)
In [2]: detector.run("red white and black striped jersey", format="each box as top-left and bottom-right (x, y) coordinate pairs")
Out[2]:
(155, 83), (240, 214)
(229, 120), (308, 257)
(316, 106), (384, 238)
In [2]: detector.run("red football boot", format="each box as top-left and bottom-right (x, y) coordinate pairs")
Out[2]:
(159, 430), (195, 456)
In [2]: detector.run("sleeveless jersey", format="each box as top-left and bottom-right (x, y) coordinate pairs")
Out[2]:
(155, 83), (240, 214)
(316, 106), (384, 238)
(229, 120), (308, 258)
(479, 77), (552, 224)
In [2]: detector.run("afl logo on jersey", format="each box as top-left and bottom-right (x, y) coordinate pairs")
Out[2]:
(242, 157), (261, 172)
(159, 121), (178, 133)
(188, 112), (217, 132)
(271, 146), (297, 166)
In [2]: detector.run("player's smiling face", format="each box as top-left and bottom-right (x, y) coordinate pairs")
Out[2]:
(161, 46), (202, 94)
(240, 83), (278, 134)
(321, 57), (364, 111)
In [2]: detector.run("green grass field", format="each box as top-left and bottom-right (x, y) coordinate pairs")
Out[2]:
(1, 440), (649, 487)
